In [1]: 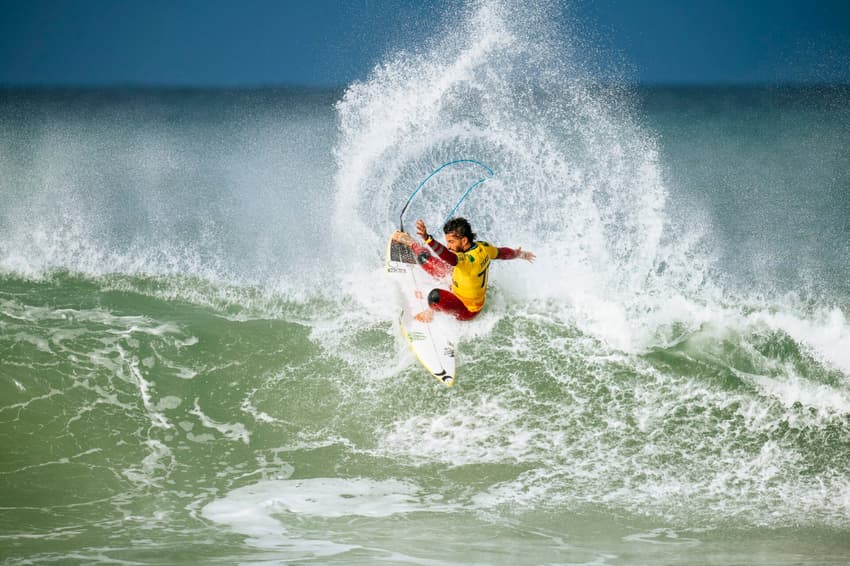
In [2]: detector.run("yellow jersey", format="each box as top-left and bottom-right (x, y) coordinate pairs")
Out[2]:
(449, 241), (500, 312)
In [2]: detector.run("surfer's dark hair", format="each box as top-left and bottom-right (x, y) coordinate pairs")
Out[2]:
(443, 217), (476, 242)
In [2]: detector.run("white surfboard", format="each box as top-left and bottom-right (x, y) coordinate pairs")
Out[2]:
(386, 235), (457, 386)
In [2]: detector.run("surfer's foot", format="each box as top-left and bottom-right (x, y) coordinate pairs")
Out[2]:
(414, 309), (434, 323)
(392, 231), (414, 245)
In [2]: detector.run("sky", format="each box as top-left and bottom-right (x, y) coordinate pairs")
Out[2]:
(1, 0), (848, 87)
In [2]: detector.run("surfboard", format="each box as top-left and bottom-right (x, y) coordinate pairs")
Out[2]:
(385, 234), (457, 386)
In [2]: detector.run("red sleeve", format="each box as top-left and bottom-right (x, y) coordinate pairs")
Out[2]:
(425, 238), (458, 266)
(496, 247), (520, 260)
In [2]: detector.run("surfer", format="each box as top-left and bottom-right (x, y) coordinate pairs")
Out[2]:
(393, 218), (535, 322)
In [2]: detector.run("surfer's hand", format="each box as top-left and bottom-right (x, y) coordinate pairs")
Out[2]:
(392, 231), (414, 245)
(517, 247), (535, 263)
(415, 219), (430, 241)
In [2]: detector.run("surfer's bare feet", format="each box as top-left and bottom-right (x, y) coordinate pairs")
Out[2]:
(414, 309), (434, 323)
(392, 231), (414, 245)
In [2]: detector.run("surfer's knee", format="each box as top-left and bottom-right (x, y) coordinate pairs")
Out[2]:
(417, 251), (430, 265)
(428, 289), (441, 305)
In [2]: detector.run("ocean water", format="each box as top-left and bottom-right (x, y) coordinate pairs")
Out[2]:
(2, 3), (850, 564)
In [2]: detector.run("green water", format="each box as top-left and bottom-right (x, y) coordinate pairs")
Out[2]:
(3, 273), (850, 563)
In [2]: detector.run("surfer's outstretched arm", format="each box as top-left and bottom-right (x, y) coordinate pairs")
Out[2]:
(496, 246), (535, 262)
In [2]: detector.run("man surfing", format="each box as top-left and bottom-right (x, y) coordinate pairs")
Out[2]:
(393, 218), (535, 322)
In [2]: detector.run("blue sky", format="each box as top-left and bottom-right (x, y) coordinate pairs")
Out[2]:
(1, 0), (848, 87)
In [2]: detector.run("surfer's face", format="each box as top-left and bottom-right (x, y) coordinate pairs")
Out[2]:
(444, 232), (470, 253)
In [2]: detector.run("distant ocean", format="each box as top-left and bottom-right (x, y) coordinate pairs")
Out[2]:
(2, 3), (850, 564)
